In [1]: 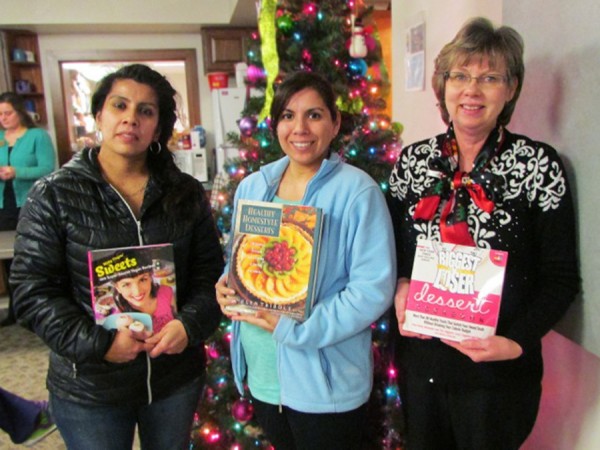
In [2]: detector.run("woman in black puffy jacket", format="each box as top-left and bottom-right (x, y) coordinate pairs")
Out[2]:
(10, 64), (224, 450)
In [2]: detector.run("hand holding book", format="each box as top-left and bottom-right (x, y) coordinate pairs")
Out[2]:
(395, 277), (432, 340)
(216, 275), (281, 332)
(441, 334), (524, 362)
(104, 328), (155, 363)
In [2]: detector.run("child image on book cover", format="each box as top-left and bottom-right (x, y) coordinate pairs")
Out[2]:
(92, 247), (176, 334)
(229, 204), (319, 320)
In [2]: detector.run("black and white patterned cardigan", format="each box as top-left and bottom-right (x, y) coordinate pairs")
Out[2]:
(387, 129), (580, 387)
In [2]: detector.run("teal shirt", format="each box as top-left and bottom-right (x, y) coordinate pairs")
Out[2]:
(0, 128), (56, 208)
(239, 195), (301, 405)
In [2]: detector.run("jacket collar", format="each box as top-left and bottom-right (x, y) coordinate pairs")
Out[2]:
(62, 147), (105, 183)
(63, 148), (163, 213)
(260, 152), (342, 190)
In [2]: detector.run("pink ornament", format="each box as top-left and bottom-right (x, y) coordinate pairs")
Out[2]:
(231, 398), (255, 423)
(206, 343), (219, 359)
(365, 35), (377, 52)
(302, 48), (313, 65)
(247, 65), (265, 83)
(303, 2), (317, 15)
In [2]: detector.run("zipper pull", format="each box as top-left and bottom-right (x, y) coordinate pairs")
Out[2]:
(71, 363), (77, 379)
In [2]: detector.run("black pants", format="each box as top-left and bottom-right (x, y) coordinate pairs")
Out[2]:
(400, 373), (541, 450)
(252, 397), (367, 450)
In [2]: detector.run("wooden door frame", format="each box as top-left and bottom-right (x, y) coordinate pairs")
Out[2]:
(47, 49), (200, 167)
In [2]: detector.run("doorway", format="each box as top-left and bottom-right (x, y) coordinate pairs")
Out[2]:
(47, 49), (200, 166)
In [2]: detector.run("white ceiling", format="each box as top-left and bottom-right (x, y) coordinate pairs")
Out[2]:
(0, 0), (389, 35)
(0, 0), (259, 34)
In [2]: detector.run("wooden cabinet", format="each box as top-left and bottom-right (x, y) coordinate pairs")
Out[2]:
(201, 27), (255, 74)
(1, 30), (47, 125)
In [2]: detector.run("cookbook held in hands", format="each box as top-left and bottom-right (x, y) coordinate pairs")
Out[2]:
(403, 239), (508, 341)
(226, 200), (324, 322)
(88, 243), (177, 334)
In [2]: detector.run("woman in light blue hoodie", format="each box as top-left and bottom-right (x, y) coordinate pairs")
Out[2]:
(215, 71), (396, 450)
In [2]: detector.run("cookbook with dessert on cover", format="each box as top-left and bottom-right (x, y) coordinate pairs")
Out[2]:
(226, 199), (324, 321)
(404, 239), (508, 341)
(88, 243), (177, 334)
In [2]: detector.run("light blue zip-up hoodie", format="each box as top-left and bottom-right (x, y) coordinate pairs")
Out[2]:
(226, 153), (396, 413)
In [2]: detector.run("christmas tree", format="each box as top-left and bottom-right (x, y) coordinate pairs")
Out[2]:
(196, 1), (404, 448)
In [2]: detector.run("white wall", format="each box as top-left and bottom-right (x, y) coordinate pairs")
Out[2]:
(502, 3), (600, 446)
(523, 331), (600, 450)
(503, 0), (600, 358)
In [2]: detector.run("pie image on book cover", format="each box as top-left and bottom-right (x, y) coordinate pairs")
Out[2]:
(403, 239), (508, 341)
(88, 243), (177, 333)
(227, 200), (324, 321)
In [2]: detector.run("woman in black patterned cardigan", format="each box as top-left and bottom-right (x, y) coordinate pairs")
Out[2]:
(387, 17), (579, 450)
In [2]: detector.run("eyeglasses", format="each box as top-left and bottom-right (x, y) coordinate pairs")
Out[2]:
(444, 71), (508, 89)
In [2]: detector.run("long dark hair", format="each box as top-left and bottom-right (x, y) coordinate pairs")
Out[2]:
(0, 92), (36, 129)
(90, 64), (200, 221)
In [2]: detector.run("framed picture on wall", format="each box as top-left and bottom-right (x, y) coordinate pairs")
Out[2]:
(405, 21), (425, 91)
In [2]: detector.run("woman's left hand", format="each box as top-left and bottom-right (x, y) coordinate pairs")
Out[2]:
(441, 335), (523, 362)
(235, 311), (280, 333)
(145, 319), (189, 358)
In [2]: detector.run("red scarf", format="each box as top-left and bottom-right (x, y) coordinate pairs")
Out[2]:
(413, 125), (505, 245)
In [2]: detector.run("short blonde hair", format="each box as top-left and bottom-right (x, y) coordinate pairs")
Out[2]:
(432, 17), (524, 126)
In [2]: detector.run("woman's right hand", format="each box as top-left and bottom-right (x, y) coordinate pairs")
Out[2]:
(104, 329), (154, 363)
(215, 275), (239, 317)
(395, 277), (432, 339)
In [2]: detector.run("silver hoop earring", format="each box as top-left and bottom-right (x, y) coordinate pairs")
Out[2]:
(150, 141), (162, 154)
(95, 129), (103, 145)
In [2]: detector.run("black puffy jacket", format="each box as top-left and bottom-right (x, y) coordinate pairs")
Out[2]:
(10, 148), (224, 406)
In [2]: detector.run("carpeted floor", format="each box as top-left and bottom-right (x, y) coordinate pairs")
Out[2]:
(0, 320), (146, 449)
(0, 322), (65, 449)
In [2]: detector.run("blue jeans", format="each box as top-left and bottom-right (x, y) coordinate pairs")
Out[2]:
(50, 377), (202, 450)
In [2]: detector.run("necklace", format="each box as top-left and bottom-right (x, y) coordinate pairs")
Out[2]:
(122, 180), (148, 198)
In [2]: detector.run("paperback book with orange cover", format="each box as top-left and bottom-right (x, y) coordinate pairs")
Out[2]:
(404, 239), (508, 341)
(226, 200), (324, 321)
